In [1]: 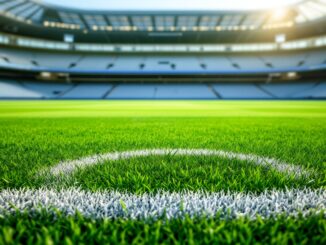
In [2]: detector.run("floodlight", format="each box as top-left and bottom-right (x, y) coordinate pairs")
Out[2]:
(272, 9), (288, 20)
(64, 34), (74, 43)
(275, 34), (286, 43)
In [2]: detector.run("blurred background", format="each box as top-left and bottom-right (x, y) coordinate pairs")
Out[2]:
(0, 0), (325, 100)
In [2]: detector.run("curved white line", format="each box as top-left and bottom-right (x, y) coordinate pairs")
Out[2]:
(46, 149), (310, 178)
(0, 188), (324, 220)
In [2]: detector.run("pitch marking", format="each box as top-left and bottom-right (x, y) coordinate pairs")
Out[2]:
(0, 149), (319, 220)
(45, 149), (311, 178)
(0, 188), (324, 220)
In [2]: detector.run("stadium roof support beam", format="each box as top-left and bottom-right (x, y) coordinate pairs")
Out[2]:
(0, 0), (325, 39)
(0, 0), (25, 12)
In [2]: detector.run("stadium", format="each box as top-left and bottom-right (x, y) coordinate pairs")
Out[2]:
(0, 0), (325, 243)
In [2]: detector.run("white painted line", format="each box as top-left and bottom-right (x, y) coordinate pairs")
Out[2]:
(0, 188), (324, 220)
(46, 149), (310, 178)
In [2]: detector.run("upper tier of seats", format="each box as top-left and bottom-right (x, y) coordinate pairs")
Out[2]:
(0, 47), (325, 74)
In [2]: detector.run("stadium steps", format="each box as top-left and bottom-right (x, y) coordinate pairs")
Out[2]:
(260, 82), (318, 99)
(212, 84), (273, 99)
(255, 84), (277, 99)
(103, 84), (117, 99)
(17, 80), (46, 99)
(291, 82), (326, 99)
(290, 82), (320, 98)
(0, 80), (42, 99)
(58, 83), (79, 99)
(208, 84), (222, 99)
(60, 83), (114, 99)
(153, 86), (158, 98)
(20, 81), (73, 99)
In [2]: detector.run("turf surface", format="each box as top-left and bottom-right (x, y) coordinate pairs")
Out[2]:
(1, 212), (325, 245)
(0, 101), (325, 244)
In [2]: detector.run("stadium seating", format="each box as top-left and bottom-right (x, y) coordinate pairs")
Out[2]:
(0, 80), (42, 99)
(1, 47), (325, 74)
(0, 48), (34, 68)
(70, 56), (116, 70)
(292, 82), (326, 99)
(260, 53), (307, 69)
(212, 84), (272, 99)
(61, 83), (114, 99)
(21, 82), (73, 99)
(1, 79), (325, 99)
(154, 84), (216, 99)
(226, 56), (265, 70)
(108, 84), (156, 99)
(200, 56), (236, 71)
(34, 53), (82, 69)
(108, 84), (216, 99)
(260, 83), (317, 98)
(143, 57), (201, 72)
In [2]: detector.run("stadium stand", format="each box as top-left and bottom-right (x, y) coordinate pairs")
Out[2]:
(1, 80), (325, 100)
(0, 0), (325, 100)
(154, 84), (216, 99)
(62, 84), (114, 99)
(108, 84), (156, 99)
(212, 84), (273, 99)
(259, 83), (317, 98)
(21, 82), (73, 99)
(1, 48), (325, 74)
(292, 82), (326, 99)
(0, 80), (42, 99)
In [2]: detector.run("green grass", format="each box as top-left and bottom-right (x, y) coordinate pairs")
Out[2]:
(69, 155), (318, 193)
(0, 100), (325, 118)
(0, 100), (325, 244)
(1, 212), (325, 245)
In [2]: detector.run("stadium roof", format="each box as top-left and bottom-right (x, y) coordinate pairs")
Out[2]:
(0, 0), (325, 44)
(40, 0), (300, 11)
(0, 0), (325, 32)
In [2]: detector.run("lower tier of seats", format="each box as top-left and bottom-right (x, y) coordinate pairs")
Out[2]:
(0, 80), (325, 99)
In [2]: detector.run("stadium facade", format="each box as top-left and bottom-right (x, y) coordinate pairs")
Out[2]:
(0, 0), (325, 99)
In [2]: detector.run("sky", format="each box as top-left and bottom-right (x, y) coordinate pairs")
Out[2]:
(41, 0), (300, 11)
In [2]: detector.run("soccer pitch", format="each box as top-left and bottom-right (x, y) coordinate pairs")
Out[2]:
(0, 101), (325, 244)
